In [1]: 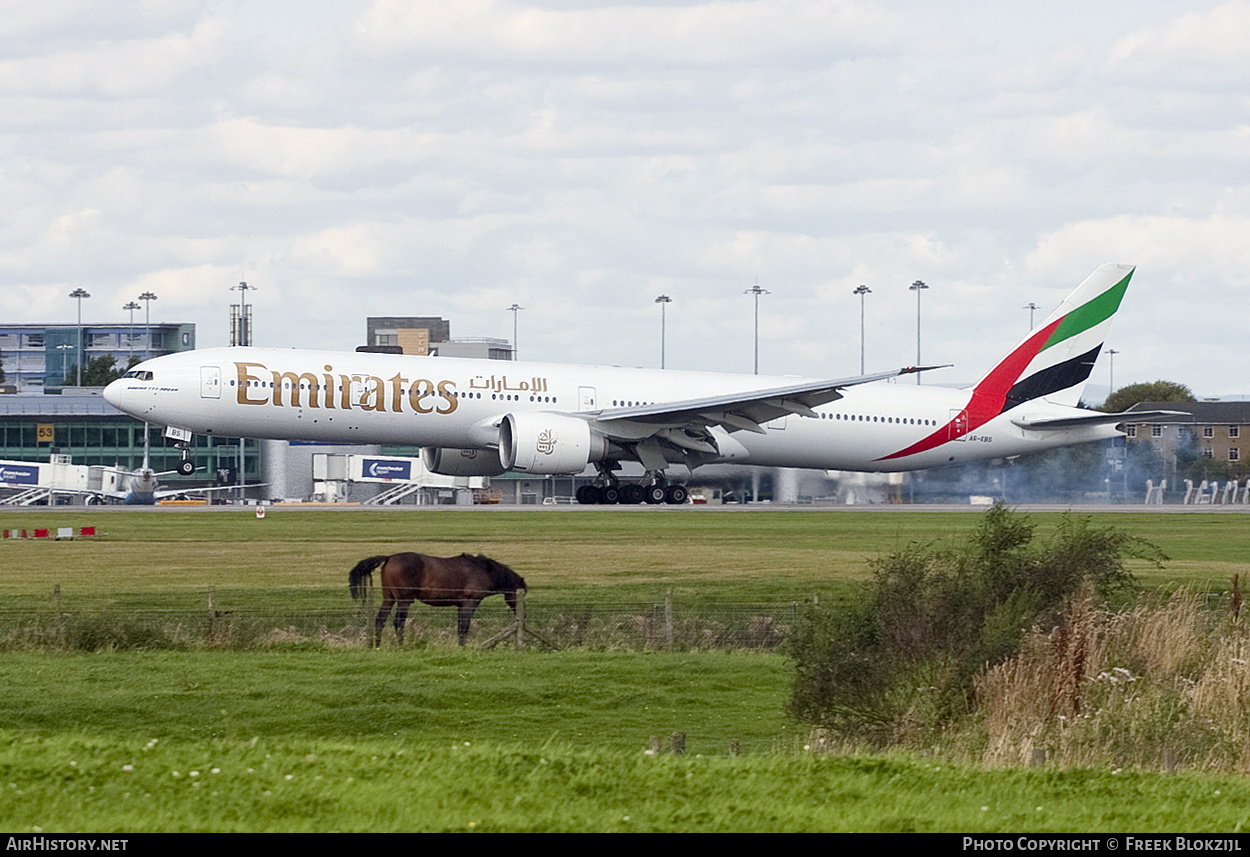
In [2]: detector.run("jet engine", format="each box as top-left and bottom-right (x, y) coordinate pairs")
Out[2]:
(498, 413), (609, 474)
(421, 446), (508, 477)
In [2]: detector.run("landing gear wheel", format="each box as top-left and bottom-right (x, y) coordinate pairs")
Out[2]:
(576, 485), (600, 505)
(177, 459), (195, 476)
(600, 485), (621, 505)
(664, 484), (688, 505)
(644, 484), (667, 505)
(621, 484), (646, 505)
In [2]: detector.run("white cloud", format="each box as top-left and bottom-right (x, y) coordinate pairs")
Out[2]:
(355, 0), (900, 64)
(1107, 1), (1250, 88)
(1028, 214), (1250, 287)
(0, 16), (228, 97)
(206, 118), (431, 180)
(1, 1), (1248, 393)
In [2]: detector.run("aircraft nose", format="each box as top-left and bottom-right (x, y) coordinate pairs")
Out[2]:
(103, 378), (124, 408)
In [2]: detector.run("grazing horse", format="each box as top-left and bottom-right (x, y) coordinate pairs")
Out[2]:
(349, 552), (526, 646)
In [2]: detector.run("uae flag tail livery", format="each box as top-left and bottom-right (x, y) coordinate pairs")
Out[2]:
(879, 263), (1134, 462)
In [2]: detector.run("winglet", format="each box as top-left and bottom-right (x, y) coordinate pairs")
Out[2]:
(900, 364), (953, 376)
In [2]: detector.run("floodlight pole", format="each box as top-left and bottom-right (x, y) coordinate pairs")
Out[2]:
(68, 288), (91, 386)
(655, 295), (672, 368)
(506, 304), (524, 361)
(1024, 302), (1039, 330)
(853, 285), (871, 374)
(138, 292), (157, 360)
(123, 301), (141, 363)
(909, 280), (928, 384)
(56, 343), (73, 383)
(744, 279), (770, 375)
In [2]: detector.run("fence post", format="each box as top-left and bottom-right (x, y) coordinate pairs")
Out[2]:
(664, 588), (673, 651)
(515, 588), (526, 651)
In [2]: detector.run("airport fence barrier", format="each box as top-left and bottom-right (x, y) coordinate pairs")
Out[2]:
(0, 589), (807, 652)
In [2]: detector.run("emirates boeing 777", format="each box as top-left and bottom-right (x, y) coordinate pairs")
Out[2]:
(103, 263), (1173, 504)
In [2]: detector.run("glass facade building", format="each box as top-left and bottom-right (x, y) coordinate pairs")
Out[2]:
(0, 392), (260, 491)
(0, 322), (195, 390)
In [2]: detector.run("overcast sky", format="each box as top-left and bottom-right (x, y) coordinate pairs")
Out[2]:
(3, 1), (1248, 400)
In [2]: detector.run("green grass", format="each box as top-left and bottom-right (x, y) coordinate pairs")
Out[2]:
(2, 649), (1250, 832)
(0, 650), (792, 753)
(6, 732), (1250, 832)
(2, 506), (1250, 830)
(4, 507), (1249, 598)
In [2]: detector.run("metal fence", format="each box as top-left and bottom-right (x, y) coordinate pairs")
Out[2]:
(0, 591), (807, 652)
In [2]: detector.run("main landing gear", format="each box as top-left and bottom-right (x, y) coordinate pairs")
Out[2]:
(576, 480), (688, 506)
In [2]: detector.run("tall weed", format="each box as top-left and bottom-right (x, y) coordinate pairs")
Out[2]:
(972, 587), (1250, 773)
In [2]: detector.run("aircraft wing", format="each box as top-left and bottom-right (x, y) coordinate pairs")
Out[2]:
(1010, 409), (1190, 431)
(152, 483), (269, 499)
(587, 364), (944, 445)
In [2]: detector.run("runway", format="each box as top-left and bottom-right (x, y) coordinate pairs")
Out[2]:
(5, 501), (1250, 514)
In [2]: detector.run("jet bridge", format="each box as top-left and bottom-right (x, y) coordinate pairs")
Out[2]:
(0, 455), (99, 505)
(311, 453), (488, 505)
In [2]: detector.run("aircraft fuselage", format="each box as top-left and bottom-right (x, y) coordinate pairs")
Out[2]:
(104, 346), (1118, 474)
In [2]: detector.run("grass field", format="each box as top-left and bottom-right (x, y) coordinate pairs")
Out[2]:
(2, 506), (1249, 831)
(4, 506), (1248, 596)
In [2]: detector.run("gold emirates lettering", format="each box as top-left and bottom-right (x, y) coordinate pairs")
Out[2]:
(234, 361), (459, 415)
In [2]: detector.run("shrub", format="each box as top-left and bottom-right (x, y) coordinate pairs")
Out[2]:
(787, 504), (1163, 747)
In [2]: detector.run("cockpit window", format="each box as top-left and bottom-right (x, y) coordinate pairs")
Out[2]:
(122, 370), (155, 381)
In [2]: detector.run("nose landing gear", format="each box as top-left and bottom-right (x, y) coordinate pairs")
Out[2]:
(175, 442), (195, 476)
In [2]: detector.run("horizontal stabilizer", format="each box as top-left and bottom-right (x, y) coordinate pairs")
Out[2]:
(1011, 410), (1190, 431)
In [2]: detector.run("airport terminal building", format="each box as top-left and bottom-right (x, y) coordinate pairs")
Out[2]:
(1, 322), (195, 391)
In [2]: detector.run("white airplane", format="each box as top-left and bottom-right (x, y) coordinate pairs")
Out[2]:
(64, 428), (231, 506)
(0, 447), (205, 506)
(103, 263), (1178, 504)
(101, 430), (235, 506)
(81, 464), (249, 506)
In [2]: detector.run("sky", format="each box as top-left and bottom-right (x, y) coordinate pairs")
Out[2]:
(2, 0), (1248, 400)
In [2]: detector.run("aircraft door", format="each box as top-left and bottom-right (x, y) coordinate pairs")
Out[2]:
(200, 366), (221, 399)
(948, 409), (969, 441)
(578, 386), (597, 412)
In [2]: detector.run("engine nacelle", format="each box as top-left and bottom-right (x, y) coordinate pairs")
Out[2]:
(421, 446), (507, 477)
(498, 413), (608, 474)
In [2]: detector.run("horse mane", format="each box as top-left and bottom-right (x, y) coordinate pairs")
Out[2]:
(468, 553), (526, 591)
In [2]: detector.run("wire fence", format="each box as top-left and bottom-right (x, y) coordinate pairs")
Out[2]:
(0, 590), (810, 653)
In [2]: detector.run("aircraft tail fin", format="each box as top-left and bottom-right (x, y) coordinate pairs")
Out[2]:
(969, 263), (1133, 415)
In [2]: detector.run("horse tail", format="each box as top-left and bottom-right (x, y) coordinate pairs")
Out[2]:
(348, 555), (389, 601)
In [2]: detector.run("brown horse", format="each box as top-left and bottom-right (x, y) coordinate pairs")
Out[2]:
(349, 552), (526, 646)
